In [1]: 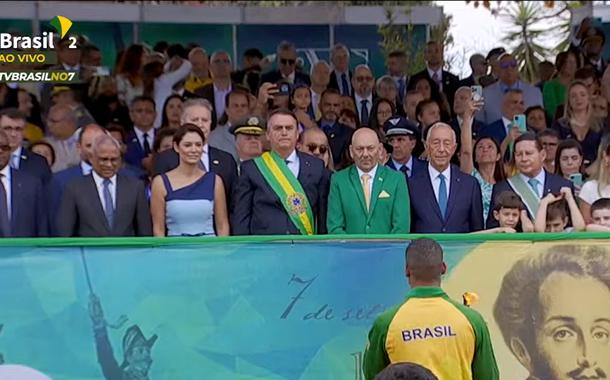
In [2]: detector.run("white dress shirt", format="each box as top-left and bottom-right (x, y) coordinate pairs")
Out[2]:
(80, 161), (92, 175)
(92, 171), (117, 211)
(519, 169), (546, 198)
(213, 83), (232, 120)
(200, 144), (210, 172)
(311, 89), (322, 116)
(428, 164), (451, 203)
(334, 70), (351, 94)
(284, 150), (300, 178)
(354, 93), (373, 120)
(356, 164), (378, 195)
(11, 146), (23, 169)
(392, 157), (413, 177)
(133, 126), (155, 152)
(283, 71), (296, 84)
(0, 164), (12, 219)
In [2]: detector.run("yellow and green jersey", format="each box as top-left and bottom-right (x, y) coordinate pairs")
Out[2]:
(362, 287), (499, 380)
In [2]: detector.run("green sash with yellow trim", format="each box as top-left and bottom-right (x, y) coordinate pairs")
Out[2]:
(254, 151), (315, 235)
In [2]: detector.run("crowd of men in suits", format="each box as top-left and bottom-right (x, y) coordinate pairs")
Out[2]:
(2, 16), (610, 237)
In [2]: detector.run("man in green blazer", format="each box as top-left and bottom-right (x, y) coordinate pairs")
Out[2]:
(327, 127), (411, 234)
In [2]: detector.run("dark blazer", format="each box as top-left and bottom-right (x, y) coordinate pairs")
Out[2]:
(449, 118), (485, 141)
(49, 164), (145, 235)
(408, 164), (484, 233)
(319, 121), (353, 167)
(231, 151), (330, 235)
(386, 157), (427, 179)
(328, 70), (353, 96)
(18, 149), (51, 184)
(486, 171), (574, 228)
(152, 147), (237, 208)
(261, 70), (311, 87)
(9, 168), (48, 237)
(56, 174), (152, 237)
(458, 75), (476, 88)
(124, 131), (148, 169)
(408, 68), (460, 111)
(479, 119), (508, 146)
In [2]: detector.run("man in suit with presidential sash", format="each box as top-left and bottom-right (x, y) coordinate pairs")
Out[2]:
(232, 108), (329, 235)
(327, 128), (410, 234)
(486, 132), (573, 228)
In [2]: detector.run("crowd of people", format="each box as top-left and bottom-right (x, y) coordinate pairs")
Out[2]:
(3, 17), (610, 237)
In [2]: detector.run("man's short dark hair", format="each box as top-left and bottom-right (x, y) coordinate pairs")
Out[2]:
(0, 108), (27, 122)
(525, 105), (545, 118)
(82, 44), (100, 56)
(493, 191), (525, 212)
(537, 128), (560, 140)
(244, 48), (263, 60)
(388, 50), (407, 59)
(591, 198), (610, 214)
(575, 66), (597, 81)
(547, 199), (568, 221)
(514, 132), (543, 151)
(405, 238), (444, 282)
(321, 88), (341, 100)
(130, 95), (156, 110)
(374, 362), (438, 380)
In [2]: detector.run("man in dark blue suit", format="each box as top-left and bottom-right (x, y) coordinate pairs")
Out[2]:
(384, 116), (426, 179)
(486, 133), (573, 228)
(261, 41), (311, 87)
(317, 89), (353, 168)
(124, 96), (157, 171)
(479, 89), (525, 146)
(232, 108), (330, 235)
(327, 43), (353, 96)
(0, 130), (47, 237)
(0, 108), (51, 184)
(408, 122), (483, 233)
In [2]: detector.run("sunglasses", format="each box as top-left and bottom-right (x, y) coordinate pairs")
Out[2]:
(280, 58), (296, 65)
(306, 143), (328, 155)
(500, 61), (518, 69)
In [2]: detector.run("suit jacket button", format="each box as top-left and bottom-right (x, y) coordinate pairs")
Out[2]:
(442, 228), (447, 232)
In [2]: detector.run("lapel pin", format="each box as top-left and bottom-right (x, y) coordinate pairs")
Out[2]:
(21, 155), (27, 160)
(213, 160), (219, 165)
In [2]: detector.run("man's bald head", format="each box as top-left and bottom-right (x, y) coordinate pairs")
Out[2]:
(350, 127), (380, 172)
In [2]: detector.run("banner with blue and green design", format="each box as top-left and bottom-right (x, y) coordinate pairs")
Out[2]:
(1, 234), (609, 380)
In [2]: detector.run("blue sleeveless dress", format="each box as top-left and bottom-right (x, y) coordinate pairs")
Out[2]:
(161, 173), (216, 236)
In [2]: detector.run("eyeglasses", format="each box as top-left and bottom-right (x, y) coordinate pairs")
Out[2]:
(500, 60), (518, 69)
(306, 143), (328, 155)
(280, 58), (296, 65)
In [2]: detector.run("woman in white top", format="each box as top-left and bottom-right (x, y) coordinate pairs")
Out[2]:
(142, 55), (192, 128)
(115, 44), (145, 106)
(578, 134), (610, 222)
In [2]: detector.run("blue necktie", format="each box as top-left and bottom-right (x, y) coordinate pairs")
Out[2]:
(397, 78), (406, 103)
(0, 174), (10, 237)
(360, 100), (369, 126)
(399, 165), (409, 178)
(341, 73), (349, 96)
(528, 178), (540, 198)
(438, 174), (448, 218)
(103, 179), (114, 229)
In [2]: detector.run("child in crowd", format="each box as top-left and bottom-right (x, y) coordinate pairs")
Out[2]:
(476, 191), (534, 233)
(585, 198), (610, 231)
(534, 187), (585, 232)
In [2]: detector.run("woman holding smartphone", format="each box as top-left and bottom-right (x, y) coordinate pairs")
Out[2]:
(555, 139), (585, 196)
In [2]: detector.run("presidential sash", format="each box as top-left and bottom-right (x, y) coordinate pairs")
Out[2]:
(507, 175), (540, 219)
(254, 152), (315, 235)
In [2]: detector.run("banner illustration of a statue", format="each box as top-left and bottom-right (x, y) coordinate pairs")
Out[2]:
(82, 249), (158, 380)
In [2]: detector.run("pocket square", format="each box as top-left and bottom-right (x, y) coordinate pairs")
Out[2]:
(378, 190), (391, 199)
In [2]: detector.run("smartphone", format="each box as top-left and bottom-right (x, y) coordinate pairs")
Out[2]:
(471, 85), (483, 101)
(513, 114), (527, 132)
(94, 66), (110, 76)
(569, 173), (584, 187)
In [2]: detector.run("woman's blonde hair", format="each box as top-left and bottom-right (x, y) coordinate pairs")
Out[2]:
(564, 80), (601, 132)
(592, 133), (610, 193)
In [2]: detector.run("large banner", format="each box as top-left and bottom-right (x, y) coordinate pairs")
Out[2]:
(0, 237), (609, 379)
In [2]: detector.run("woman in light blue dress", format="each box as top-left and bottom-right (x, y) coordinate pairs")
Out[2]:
(150, 124), (229, 236)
